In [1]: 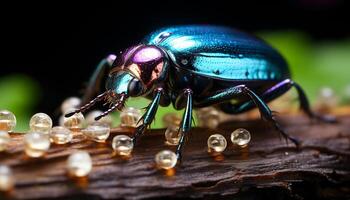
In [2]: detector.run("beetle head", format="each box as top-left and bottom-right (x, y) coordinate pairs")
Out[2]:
(65, 45), (168, 120)
(107, 45), (168, 98)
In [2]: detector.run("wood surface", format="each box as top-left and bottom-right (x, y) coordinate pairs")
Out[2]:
(1, 114), (350, 199)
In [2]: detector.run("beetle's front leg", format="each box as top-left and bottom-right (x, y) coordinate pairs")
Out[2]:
(132, 87), (166, 145)
(175, 89), (193, 162)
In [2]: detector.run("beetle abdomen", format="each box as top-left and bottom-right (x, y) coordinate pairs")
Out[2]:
(144, 25), (290, 81)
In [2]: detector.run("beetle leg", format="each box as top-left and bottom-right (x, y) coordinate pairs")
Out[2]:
(81, 54), (116, 105)
(132, 88), (164, 145)
(195, 85), (299, 146)
(241, 86), (300, 146)
(291, 81), (337, 123)
(175, 89), (193, 162)
(258, 79), (336, 123)
(221, 79), (336, 123)
(65, 91), (110, 117)
(217, 79), (336, 123)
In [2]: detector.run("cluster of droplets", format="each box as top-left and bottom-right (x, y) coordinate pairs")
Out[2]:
(0, 93), (260, 191)
(0, 97), (150, 183)
(207, 128), (251, 154)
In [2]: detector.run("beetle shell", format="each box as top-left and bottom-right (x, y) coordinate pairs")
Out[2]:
(144, 25), (290, 82)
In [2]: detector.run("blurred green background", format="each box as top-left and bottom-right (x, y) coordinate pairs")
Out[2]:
(1, 31), (349, 132)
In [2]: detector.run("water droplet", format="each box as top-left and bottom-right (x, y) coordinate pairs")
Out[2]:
(120, 107), (142, 127)
(63, 109), (85, 130)
(61, 97), (81, 113)
(0, 110), (16, 132)
(29, 113), (53, 134)
(24, 132), (50, 157)
(155, 150), (177, 169)
(112, 135), (133, 156)
(207, 134), (227, 153)
(196, 107), (220, 129)
(231, 128), (251, 147)
(164, 126), (181, 145)
(67, 151), (92, 177)
(82, 123), (110, 143)
(50, 126), (73, 144)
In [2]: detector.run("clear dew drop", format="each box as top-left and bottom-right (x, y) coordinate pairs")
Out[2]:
(196, 107), (220, 129)
(29, 113), (53, 134)
(63, 109), (85, 130)
(0, 110), (16, 132)
(164, 126), (181, 146)
(67, 151), (92, 177)
(155, 150), (177, 170)
(112, 135), (134, 156)
(207, 134), (227, 153)
(120, 107), (142, 127)
(50, 126), (73, 144)
(231, 128), (251, 147)
(61, 97), (81, 114)
(82, 123), (110, 143)
(24, 132), (51, 157)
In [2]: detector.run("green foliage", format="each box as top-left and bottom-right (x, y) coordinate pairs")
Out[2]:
(0, 74), (40, 131)
(258, 31), (350, 103)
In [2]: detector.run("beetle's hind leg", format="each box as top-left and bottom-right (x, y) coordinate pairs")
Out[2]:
(219, 79), (336, 123)
(194, 85), (299, 146)
(262, 79), (336, 123)
(240, 86), (300, 146)
(291, 81), (337, 123)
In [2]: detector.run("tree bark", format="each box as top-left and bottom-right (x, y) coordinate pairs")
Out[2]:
(1, 115), (350, 199)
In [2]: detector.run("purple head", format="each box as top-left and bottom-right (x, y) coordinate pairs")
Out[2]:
(106, 45), (168, 97)
(66, 45), (169, 120)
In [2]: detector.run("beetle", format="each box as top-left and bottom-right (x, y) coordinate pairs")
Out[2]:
(66, 25), (335, 161)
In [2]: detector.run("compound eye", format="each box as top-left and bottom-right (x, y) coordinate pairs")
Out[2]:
(128, 78), (144, 97)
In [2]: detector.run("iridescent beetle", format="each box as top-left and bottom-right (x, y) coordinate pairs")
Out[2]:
(66, 25), (335, 161)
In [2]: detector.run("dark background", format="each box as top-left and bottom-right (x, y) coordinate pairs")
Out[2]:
(1, 0), (349, 114)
